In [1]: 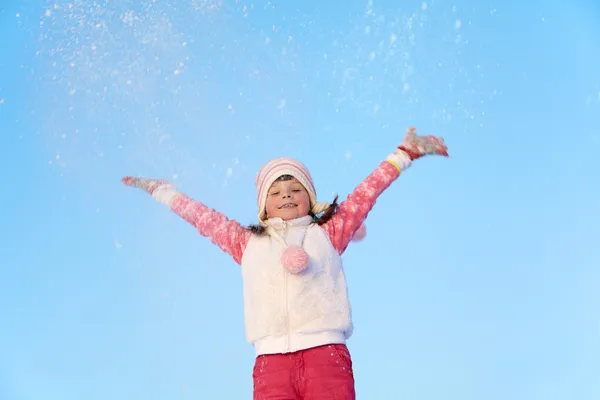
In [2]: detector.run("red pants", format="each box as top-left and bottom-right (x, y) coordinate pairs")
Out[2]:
(253, 344), (356, 400)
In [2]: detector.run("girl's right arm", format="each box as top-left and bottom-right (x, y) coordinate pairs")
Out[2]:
(122, 177), (252, 265)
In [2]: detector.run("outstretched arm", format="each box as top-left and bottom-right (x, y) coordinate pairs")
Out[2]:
(121, 177), (251, 265)
(322, 126), (448, 254)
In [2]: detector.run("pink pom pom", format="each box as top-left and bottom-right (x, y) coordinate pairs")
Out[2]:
(351, 223), (367, 242)
(281, 246), (309, 274)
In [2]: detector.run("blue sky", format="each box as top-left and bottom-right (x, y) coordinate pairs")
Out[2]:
(1, 0), (599, 398)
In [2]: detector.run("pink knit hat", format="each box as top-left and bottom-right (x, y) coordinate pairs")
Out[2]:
(255, 158), (330, 225)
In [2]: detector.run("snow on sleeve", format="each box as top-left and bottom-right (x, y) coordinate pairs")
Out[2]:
(322, 161), (400, 254)
(170, 193), (251, 264)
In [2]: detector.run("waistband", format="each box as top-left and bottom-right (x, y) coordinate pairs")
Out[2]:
(254, 330), (346, 356)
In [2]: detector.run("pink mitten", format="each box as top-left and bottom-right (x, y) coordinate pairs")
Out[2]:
(398, 126), (449, 161)
(121, 176), (169, 195)
(122, 176), (179, 206)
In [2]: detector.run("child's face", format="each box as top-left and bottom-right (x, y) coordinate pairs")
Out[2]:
(265, 177), (311, 221)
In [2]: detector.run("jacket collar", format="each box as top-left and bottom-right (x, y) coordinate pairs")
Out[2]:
(266, 215), (313, 231)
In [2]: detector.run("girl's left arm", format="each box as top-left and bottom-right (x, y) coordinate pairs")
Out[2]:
(322, 126), (448, 254)
(321, 160), (401, 254)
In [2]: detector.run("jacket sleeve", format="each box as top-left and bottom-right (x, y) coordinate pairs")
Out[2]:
(321, 160), (400, 255)
(169, 193), (252, 265)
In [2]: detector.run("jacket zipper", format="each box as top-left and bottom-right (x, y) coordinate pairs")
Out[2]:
(283, 220), (291, 352)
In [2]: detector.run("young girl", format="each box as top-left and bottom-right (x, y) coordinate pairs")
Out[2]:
(122, 127), (448, 399)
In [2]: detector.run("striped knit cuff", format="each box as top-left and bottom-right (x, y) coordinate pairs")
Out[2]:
(385, 149), (412, 173)
(152, 184), (179, 208)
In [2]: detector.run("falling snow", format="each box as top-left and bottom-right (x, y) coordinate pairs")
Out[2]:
(33, 0), (487, 190)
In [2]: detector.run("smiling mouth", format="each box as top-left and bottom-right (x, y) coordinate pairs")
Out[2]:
(279, 203), (297, 209)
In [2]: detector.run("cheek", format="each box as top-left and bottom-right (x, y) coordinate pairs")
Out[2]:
(265, 198), (276, 215)
(300, 194), (310, 211)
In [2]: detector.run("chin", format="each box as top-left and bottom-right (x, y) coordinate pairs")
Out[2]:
(280, 210), (308, 220)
